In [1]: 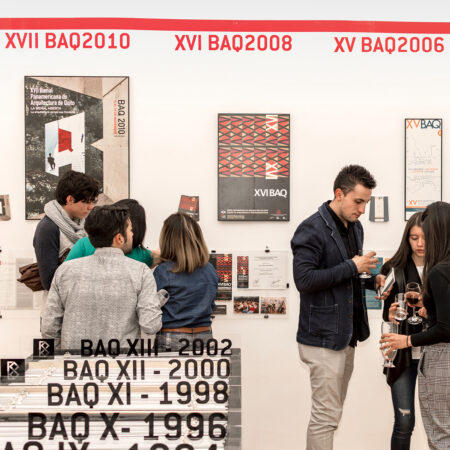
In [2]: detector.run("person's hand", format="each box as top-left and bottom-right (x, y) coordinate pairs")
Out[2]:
(380, 333), (409, 351)
(388, 302), (400, 323)
(374, 274), (392, 300)
(352, 251), (377, 274)
(150, 248), (162, 267)
(418, 307), (427, 318)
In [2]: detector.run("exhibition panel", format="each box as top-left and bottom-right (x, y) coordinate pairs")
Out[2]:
(1, 2), (449, 449)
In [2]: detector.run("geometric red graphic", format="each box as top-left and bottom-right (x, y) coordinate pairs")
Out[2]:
(218, 114), (289, 178)
(253, 147), (266, 178)
(277, 116), (289, 147)
(278, 150), (289, 177)
(230, 115), (243, 144)
(230, 148), (243, 177)
(219, 147), (231, 177)
(218, 115), (232, 144)
(237, 256), (249, 275)
(242, 149), (254, 177)
(218, 254), (232, 283)
(242, 115), (254, 144)
(58, 128), (73, 152)
(254, 115), (266, 144)
(179, 196), (198, 212)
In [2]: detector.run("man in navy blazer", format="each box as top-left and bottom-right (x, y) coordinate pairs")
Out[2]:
(291, 165), (387, 450)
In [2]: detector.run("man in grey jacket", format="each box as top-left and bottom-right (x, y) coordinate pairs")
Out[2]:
(42, 205), (166, 350)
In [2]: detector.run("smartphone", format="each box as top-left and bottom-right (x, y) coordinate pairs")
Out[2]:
(379, 267), (395, 297)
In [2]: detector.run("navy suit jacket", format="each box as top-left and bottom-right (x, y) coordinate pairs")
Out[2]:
(291, 202), (374, 350)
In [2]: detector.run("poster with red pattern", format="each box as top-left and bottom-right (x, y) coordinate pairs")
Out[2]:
(178, 195), (199, 221)
(237, 256), (249, 288)
(209, 253), (232, 301)
(218, 113), (290, 221)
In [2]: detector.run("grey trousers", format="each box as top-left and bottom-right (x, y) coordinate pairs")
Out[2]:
(418, 343), (450, 450)
(298, 343), (355, 450)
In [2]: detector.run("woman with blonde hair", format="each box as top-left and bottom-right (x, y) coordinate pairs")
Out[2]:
(153, 212), (219, 352)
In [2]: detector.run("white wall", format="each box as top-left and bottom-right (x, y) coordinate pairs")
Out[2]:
(1, 2), (450, 449)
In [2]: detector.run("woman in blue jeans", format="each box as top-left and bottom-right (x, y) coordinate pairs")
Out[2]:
(380, 212), (425, 450)
(153, 212), (219, 352)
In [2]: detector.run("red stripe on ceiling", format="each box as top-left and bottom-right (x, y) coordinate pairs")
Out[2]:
(0, 18), (447, 33)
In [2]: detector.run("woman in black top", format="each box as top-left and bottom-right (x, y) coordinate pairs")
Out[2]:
(381, 202), (450, 450)
(380, 212), (425, 450)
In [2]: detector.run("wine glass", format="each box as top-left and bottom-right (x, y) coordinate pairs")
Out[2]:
(406, 282), (422, 325)
(358, 250), (372, 279)
(393, 293), (408, 321)
(381, 321), (398, 368)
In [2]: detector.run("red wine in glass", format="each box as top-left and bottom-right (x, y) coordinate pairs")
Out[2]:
(406, 293), (420, 306)
(406, 282), (422, 325)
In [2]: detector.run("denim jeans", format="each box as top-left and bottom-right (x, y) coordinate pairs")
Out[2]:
(390, 359), (419, 450)
(155, 331), (213, 353)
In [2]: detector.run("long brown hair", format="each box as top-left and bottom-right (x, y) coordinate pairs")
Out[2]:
(159, 212), (209, 273)
(380, 212), (423, 275)
(422, 201), (450, 299)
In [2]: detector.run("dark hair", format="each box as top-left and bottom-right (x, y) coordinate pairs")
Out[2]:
(421, 201), (450, 299)
(333, 165), (377, 195)
(159, 212), (209, 273)
(84, 205), (129, 248)
(380, 212), (423, 275)
(114, 199), (146, 248)
(55, 170), (100, 205)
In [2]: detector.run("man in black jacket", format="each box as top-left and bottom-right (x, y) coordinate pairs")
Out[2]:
(33, 170), (99, 292)
(291, 165), (387, 450)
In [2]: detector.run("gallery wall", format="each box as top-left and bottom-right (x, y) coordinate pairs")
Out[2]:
(1, 1), (450, 449)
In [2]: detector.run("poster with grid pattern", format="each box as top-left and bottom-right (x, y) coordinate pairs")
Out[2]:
(218, 114), (290, 221)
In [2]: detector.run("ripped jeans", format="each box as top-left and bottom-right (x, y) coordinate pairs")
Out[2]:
(390, 359), (419, 450)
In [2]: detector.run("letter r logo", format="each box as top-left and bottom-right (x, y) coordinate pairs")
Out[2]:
(7, 362), (19, 378)
(39, 341), (50, 357)
(1, 359), (25, 383)
(33, 338), (55, 360)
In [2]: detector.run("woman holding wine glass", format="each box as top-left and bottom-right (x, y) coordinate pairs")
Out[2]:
(380, 212), (425, 450)
(380, 202), (450, 450)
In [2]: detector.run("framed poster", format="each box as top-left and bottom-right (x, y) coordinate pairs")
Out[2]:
(24, 76), (129, 219)
(234, 296), (259, 314)
(178, 195), (199, 221)
(0, 195), (11, 221)
(236, 251), (288, 290)
(209, 253), (232, 301)
(218, 113), (290, 221)
(260, 297), (287, 315)
(405, 118), (442, 220)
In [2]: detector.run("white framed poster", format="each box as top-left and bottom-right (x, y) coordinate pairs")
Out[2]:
(210, 250), (289, 320)
(248, 253), (287, 289)
(25, 76), (130, 219)
(236, 251), (288, 290)
(405, 118), (442, 220)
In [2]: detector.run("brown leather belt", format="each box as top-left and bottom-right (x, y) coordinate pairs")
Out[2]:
(160, 326), (211, 334)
